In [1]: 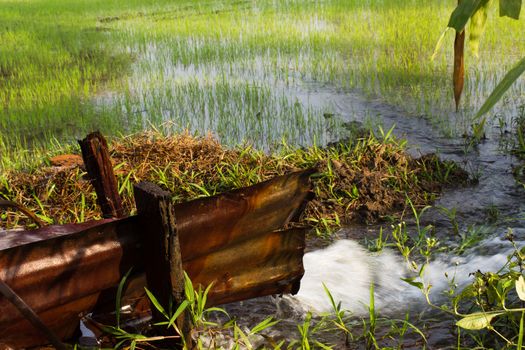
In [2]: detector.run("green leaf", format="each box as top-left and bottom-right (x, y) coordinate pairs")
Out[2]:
(401, 277), (424, 290)
(144, 287), (169, 319)
(204, 306), (229, 316)
(322, 282), (340, 312)
(314, 341), (333, 350)
(517, 275), (525, 301)
(431, 28), (452, 61)
(167, 300), (190, 329)
(183, 272), (195, 303)
(448, 0), (484, 31)
(469, 0), (491, 57)
(475, 56), (525, 118)
(500, 0), (522, 19)
(250, 317), (280, 334)
(456, 312), (504, 330)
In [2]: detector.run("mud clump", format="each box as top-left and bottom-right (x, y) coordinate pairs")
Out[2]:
(49, 154), (84, 168)
(0, 132), (469, 231)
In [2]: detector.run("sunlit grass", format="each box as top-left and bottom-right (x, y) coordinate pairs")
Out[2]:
(1, 0), (524, 171)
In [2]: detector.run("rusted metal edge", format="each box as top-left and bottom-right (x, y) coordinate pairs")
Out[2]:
(0, 218), (118, 251)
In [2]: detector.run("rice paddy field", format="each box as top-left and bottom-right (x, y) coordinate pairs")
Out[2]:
(1, 0), (524, 170)
(3, 0), (525, 349)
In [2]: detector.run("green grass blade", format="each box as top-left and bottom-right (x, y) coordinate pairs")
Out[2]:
(116, 268), (133, 329)
(518, 311), (524, 350)
(475, 56), (525, 119)
(167, 300), (190, 329)
(250, 317), (279, 334)
(145, 287), (169, 319)
(322, 282), (339, 312)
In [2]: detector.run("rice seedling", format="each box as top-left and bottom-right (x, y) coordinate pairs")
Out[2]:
(2, 0), (524, 168)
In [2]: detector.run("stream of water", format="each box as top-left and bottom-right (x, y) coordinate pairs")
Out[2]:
(218, 82), (525, 348)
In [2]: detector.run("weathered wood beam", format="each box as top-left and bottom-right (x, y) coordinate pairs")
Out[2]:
(79, 131), (125, 218)
(133, 182), (191, 346)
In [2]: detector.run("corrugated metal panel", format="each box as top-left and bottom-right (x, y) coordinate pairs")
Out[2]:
(0, 217), (142, 347)
(0, 170), (312, 348)
(185, 228), (306, 305)
(175, 169), (313, 260)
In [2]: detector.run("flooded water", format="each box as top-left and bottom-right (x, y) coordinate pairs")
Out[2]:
(4, 2), (525, 347)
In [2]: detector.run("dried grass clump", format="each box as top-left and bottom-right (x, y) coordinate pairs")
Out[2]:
(0, 132), (468, 231)
(302, 141), (468, 228)
(112, 132), (234, 179)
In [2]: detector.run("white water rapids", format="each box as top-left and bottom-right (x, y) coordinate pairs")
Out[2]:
(291, 236), (515, 315)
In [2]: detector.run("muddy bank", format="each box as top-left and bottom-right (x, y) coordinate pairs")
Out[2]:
(0, 132), (468, 231)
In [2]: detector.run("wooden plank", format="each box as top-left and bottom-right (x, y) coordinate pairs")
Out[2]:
(133, 182), (191, 345)
(79, 131), (125, 218)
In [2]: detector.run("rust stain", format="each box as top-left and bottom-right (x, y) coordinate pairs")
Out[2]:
(176, 169), (313, 261)
(184, 228), (306, 305)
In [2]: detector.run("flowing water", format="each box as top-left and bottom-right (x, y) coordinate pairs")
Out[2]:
(215, 82), (525, 348)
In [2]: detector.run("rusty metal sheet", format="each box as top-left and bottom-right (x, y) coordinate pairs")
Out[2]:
(175, 169), (312, 303)
(184, 228), (306, 305)
(0, 170), (313, 348)
(175, 169), (313, 261)
(0, 218), (117, 250)
(0, 217), (142, 348)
